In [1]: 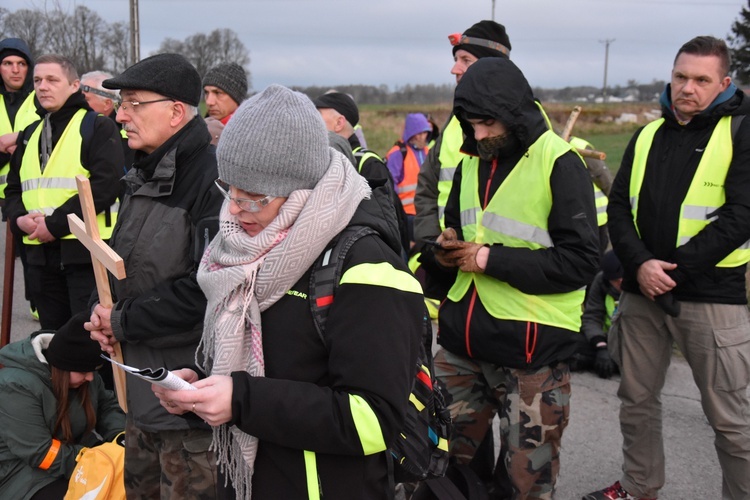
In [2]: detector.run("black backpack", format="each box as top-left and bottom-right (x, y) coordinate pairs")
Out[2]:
(309, 225), (452, 485)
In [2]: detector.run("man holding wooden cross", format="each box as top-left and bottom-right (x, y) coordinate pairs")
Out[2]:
(85, 53), (223, 498)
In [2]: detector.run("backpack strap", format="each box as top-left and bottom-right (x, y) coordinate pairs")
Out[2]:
(397, 140), (408, 161)
(80, 110), (98, 151)
(309, 225), (378, 344)
(353, 146), (383, 175)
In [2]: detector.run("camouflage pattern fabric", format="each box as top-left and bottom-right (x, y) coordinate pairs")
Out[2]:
(124, 418), (218, 499)
(434, 348), (571, 500)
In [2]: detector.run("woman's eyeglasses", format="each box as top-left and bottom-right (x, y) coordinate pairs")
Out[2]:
(214, 180), (275, 213)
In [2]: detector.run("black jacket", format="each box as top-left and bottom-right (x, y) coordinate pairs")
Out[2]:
(93, 116), (222, 431)
(3, 92), (122, 266)
(608, 85), (750, 304)
(229, 177), (424, 499)
(433, 58), (600, 369)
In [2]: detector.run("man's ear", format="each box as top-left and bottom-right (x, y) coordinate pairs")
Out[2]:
(720, 75), (732, 92)
(335, 114), (347, 134)
(170, 101), (187, 127)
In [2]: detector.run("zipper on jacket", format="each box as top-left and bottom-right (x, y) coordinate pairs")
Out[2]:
(525, 321), (538, 364)
(464, 158), (499, 359)
(465, 288), (478, 357)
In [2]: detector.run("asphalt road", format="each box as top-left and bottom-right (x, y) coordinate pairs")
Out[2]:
(0, 222), (739, 499)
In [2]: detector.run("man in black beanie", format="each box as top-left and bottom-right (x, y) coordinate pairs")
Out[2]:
(413, 21), (512, 299)
(86, 52), (223, 499)
(202, 62), (248, 145)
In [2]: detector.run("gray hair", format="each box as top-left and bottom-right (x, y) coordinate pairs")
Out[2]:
(81, 70), (120, 101)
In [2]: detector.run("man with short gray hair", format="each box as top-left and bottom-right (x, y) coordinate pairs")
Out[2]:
(86, 53), (223, 498)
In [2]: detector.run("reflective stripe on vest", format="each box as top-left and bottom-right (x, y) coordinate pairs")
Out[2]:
(387, 144), (426, 216)
(0, 91), (41, 199)
(630, 116), (750, 267)
(447, 130), (585, 332)
(436, 116), (465, 229)
(569, 136), (608, 226)
(20, 109), (118, 245)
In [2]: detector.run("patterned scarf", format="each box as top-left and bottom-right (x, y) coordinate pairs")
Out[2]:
(196, 151), (370, 499)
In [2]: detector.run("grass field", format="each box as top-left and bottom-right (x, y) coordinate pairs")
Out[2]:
(359, 102), (652, 174)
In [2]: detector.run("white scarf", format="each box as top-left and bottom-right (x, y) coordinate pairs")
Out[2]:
(197, 151), (370, 498)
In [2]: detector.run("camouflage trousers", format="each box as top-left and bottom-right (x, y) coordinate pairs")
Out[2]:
(434, 348), (571, 500)
(124, 416), (218, 499)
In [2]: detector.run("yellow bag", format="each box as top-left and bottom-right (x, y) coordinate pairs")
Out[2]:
(64, 433), (125, 500)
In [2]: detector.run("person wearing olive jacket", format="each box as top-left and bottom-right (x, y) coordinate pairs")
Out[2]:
(0, 311), (125, 500)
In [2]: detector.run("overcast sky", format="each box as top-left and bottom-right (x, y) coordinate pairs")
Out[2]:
(6, 0), (747, 92)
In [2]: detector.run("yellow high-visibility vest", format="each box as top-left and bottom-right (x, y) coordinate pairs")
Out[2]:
(630, 116), (750, 268)
(0, 91), (41, 198)
(20, 109), (118, 245)
(447, 130), (586, 331)
(569, 136), (608, 227)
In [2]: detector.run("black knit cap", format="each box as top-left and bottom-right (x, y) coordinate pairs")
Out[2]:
(452, 20), (512, 60)
(202, 62), (248, 106)
(313, 92), (360, 127)
(0, 48), (29, 65)
(102, 53), (202, 106)
(45, 311), (103, 373)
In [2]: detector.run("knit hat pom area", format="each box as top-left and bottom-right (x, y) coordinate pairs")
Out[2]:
(217, 84), (331, 198)
(45, 311), (104, 373)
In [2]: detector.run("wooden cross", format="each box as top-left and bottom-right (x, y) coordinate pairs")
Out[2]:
(68, 175), (128, 412)
(560, 105), (607, 161)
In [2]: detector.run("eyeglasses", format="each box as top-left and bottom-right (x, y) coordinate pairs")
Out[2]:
(447, 33), (510, 57)
(81, 85), (119, 101)
(118, 98), (174, 112)
(214, 179), (276, 213)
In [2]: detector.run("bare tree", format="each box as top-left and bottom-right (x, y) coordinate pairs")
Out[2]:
(103, 21), (132, 74)
(154, 28), (251, 86)
(1, 9), (48, 58)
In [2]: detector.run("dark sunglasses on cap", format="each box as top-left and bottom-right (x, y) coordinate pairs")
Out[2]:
(81, 84), (119, 101)
(447, 33), (510, 57)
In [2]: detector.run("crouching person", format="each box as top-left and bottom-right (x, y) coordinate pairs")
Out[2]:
(0, 311), (125, 499)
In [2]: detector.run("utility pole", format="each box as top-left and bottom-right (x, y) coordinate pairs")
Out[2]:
(600, 39), (615, 103)
(129, 0), (140, 64)
(491, 0), (496, 21)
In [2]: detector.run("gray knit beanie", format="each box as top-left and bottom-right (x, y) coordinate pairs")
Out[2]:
(217, 84), (331, 197)
(202, 62), (248, 106)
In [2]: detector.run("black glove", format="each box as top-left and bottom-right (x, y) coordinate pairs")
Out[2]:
(594, 347), (616, 379)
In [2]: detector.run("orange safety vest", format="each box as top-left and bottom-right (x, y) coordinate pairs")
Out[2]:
(386, 143), (426, 215)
